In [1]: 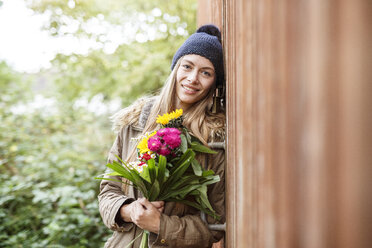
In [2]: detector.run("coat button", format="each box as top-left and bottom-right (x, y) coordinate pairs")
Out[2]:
(160, 239), (166, 244)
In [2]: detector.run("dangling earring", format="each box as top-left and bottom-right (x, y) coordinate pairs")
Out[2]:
(212, 85), (224, 113)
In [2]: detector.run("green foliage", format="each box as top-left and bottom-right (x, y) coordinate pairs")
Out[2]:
(27, 0), (197, 34)
(28, 0), (197, 105)
(50, 37), (183, 105)
(0, 0), (196, 246)
(0, 61), (32, 105)
(0, 62), (114, 246)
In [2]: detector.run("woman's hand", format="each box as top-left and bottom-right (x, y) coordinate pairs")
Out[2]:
(120, 198), (164, 233)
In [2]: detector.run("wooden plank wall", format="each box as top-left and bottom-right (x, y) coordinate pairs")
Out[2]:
(198, 0), (372, 247)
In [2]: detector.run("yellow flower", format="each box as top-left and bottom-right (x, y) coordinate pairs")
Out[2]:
(156, 109), (183, 125)
(137, 131), (157, 154)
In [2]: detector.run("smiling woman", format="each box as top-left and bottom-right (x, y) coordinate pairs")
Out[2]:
(98, 24), (226, 248)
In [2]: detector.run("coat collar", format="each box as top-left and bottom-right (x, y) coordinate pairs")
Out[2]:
(110, 96), (156, 133)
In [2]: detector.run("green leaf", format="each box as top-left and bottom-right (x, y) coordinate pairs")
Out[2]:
(106, 161), (134, 182)
(191, 158), (202, 176)
(183, 128), (192, 145)
(121, 165), (149, 197)
(174, 149), (194, 168)
(147, 158), (156, 183)
(148, 180), (160, 201)
(178, 185), (201, 198)
(168, 198), (220, 220)
(115, 155), (129, 167)
(202, 170), (215, 177)
(140, 166), (152, 183)
(157, 155), (167, 185)
(160, 184), (200, 200)
(190, 142), (217, 154)
(133, 179), (149, 199)
(201, 175), (220, 186)
(197, 185), (214, 213)
(180, 134), (188, 153)
(170, 154), (194, 183)
(160, 152), (195, 196)
(94, 177), (123, 183)
(106, 171), (122, 176)
(170, 175), (200, 190)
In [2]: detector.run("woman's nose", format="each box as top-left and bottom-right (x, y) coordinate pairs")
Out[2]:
(187, 70), (199, 83)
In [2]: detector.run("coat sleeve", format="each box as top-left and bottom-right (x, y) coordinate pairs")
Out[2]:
(151, 150), (225, 248)
(98, 126), (135, 232)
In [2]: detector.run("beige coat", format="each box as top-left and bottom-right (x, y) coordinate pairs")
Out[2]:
(98, 98), (225, 248)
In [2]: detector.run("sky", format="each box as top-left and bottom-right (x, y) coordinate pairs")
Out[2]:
(0, 0), (80, 73)
(0, 0), (158, 73)
(0, 0), (121, 73)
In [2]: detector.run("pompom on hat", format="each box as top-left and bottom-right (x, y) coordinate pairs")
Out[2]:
(171, 24), (224, 86)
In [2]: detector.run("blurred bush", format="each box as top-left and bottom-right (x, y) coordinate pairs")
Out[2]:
(0, 61), (114, 247)
(0, 0), (196, 247)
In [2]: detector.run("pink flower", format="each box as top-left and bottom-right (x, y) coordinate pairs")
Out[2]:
(148, 136), (161, 152)
(158, 144), (171, 156)
(163, 134), (181, 149)
(156, 128), (181, 137)
(156, 128), (168, 137)
(167, 128), (181, 135)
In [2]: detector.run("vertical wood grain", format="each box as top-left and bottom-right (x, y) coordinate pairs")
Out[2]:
(197, 1), (371, 247)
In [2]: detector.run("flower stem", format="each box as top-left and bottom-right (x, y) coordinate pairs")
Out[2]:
(139, 230), (149, 248)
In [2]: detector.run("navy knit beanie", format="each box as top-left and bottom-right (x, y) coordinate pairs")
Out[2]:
(171, 24), (224, 86)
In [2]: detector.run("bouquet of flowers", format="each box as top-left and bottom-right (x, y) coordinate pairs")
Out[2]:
(97, 109), (220, 248)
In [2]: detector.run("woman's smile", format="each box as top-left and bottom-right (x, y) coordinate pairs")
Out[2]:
(181, 83), (200, 94)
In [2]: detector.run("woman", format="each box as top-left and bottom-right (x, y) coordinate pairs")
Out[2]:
(99, 24), (225, 248)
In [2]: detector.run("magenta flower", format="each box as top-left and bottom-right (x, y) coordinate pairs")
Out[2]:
(158, 144), (171, 156)
(156, 128), (168, 137)
(147, 136), (161, 152)
(146, 128), (182, 156)
(163, 134), (181, 149)
(157, 128), (181, 137)
(167, 128), (181, 135)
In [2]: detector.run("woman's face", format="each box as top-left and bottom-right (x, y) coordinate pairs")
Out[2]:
(175, 54), (216, 111)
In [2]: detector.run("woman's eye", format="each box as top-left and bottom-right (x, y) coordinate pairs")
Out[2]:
(182, 64), (191, 69)
(202, 71), (212, 77)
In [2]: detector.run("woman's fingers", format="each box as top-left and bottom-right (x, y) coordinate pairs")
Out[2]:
(131, 198), (162, 233)
(137, 198), (152, 209)
(151, 200), (165, 209)
(137, 198), (164, 211)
